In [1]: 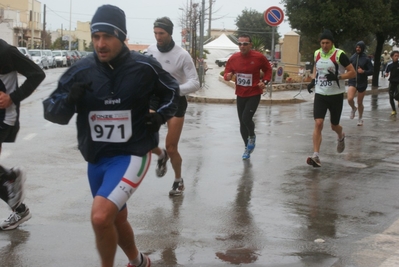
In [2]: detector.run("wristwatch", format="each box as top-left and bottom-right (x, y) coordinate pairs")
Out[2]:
(263, 80), (269, 85)
(337, 75), (342, 80)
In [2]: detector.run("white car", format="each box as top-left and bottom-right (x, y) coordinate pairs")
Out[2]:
(29, 49), (49, 69)
(43, 49), (57, 68)
(215, 52), (235, 67)
(17, 47), (32, 60)
(52, 50), (67, 67)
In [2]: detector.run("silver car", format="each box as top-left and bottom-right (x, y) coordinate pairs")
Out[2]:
(43, 49), (57, 68)
(17, 47), (32, 60)
(52, 50), (67, 67)
(29, 49), (50, 69)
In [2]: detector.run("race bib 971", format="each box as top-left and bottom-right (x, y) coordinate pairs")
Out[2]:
(88, 110), (132, 143)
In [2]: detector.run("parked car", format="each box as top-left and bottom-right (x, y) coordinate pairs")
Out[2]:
(62, 50), (75, 66)
(17, 47), (32, 60)
(43, 49), (57, 68)
(52, 50), (67, 67)
(79, 51), (88, 58)
(29, 49), (49, 69)
(215, 52), (235, 67)
(69, 50), (78, 63)
(72, 50), (82, 61)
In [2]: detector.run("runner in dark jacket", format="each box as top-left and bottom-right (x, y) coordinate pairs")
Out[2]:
(385, 50), (399, 116)
(42, 5), (179, 267)
(347, 41), (374, 126)
(0, 39), (45, 230)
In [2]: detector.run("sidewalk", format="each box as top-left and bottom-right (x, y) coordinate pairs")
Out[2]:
(187, 66), (390, 104)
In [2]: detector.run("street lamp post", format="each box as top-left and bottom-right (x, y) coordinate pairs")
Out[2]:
(69, 0), (72, 51)
(198, 0), (205, 87)
(31, 0), (34, 49)
(179, 8), (184, 47)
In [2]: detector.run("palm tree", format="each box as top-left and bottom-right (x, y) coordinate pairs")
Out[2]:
(251, 36), (265, 53)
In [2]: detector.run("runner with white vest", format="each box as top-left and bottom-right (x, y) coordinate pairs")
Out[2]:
(306, 29), (356, 167)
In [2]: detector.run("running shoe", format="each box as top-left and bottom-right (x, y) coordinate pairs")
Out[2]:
(242, 148), (250, 160)
(169, 179), (185, 196)
(0, 206), (32, 230)
(391, 111), (397, 116)
(155, 149), (169, 178)
(3, 167), (26, 210)
(247, 136), (256, 153)
(357, 119), (363, 126)
(337, 133), (345, 153)
(350, 107), (357, 119)
(127, 253), (151, 267)
(306, 156), (321, 167)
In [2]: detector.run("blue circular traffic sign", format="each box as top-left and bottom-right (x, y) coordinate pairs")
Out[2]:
(264, 6), (284, 27)
(277, 66), (283, 76)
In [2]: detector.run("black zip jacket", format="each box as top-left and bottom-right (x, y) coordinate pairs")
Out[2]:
(0, 39), (45, 125)
(348, 41), (373, 89)
(386, 61), (399, 83)
(43, 45), (179, 163)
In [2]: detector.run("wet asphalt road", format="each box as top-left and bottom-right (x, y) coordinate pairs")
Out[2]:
(0, 68), (399, 267)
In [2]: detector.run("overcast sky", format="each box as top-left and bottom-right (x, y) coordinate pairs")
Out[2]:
(39, 0), (291, 45)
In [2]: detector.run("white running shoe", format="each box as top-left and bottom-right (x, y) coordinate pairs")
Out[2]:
(169, 179), (185, 196)
(0, 206), (32, 230)
(337, 133), (346, 153)
(155, 149), (169, 178)
(307, 156), (321, 167)
(127, 253), (151, 267)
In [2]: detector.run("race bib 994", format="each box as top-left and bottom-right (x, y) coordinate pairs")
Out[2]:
(236, 73), (253, 87)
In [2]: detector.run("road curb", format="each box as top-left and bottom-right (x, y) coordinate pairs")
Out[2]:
(187, 87), (390, 105)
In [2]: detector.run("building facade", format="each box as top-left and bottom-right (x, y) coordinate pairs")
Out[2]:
(0, 0), (91, 51)
(0, 0), (42, 48)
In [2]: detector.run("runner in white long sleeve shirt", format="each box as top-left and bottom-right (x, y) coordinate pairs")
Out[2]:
(147, 16), (200, 196)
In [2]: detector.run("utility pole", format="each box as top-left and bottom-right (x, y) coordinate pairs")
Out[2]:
(208, 0), (212, 39)
(43, 4), (46, 49)
(61, 24), (63, 49)
(69, 0), (72, 51)
(198, 0), (205, 87)
(31, 0), (34, 49)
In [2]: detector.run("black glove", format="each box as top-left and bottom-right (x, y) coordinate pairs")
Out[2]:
(144, 113), (165, 133)
(307, 79), (315, 93)
(325, 70), (340, 88)
(67, 82), (92, 104)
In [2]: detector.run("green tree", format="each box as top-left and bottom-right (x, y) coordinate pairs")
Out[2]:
(51, 37), (68, 50)
(282, 0), (399, 86)
(42, 30), (52, 49)
(251, 36), (265, 52)
(235, 8), (280, 51)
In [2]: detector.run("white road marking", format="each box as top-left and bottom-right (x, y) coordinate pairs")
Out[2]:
(23, 133), (37, 140)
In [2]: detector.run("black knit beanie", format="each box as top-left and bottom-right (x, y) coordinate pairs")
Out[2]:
(91, 5), (127, 43)
(154, 17), (174, 35)
(319, 29), (334, 42)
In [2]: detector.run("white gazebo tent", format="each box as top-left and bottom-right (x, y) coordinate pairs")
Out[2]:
(204, 33), (238, 50)
(204, 33), (239, 65)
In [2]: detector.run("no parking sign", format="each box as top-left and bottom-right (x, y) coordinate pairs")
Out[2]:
(275, 65), (284, 83)
(264, 6), (284, 27)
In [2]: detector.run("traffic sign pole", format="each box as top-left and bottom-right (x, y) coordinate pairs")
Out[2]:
(271, 26), (275, 62)
(264, 6), (284, 64)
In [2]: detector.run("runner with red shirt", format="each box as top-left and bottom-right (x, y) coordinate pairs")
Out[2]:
(224, 33), (272, 160)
